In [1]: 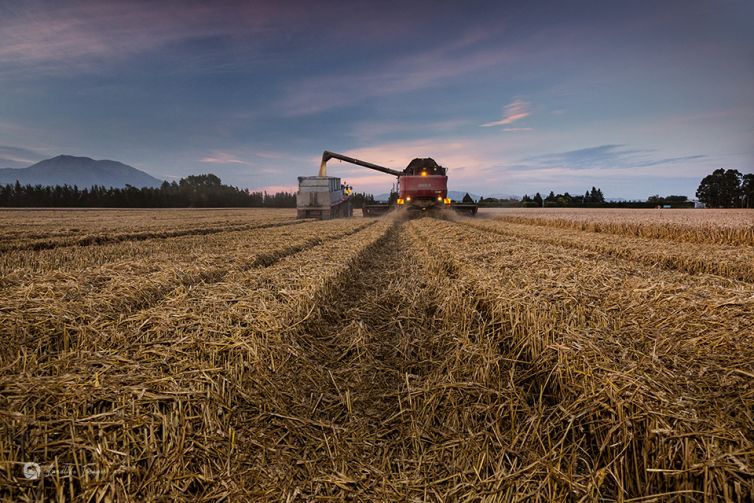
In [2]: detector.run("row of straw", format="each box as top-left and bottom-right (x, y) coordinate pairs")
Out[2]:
(492, 209), (754, 247)
(408, 217), (754, 500)
(1, 218), (372, 365)
(225, 219), (531, 499)
(1, 218), (391, 501)
(467, 219), (754, 283)
(0, 208), (295, 241)
(0, 216), (300, 254)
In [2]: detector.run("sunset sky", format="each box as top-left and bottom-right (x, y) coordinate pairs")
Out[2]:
(1, 0), (752, 199)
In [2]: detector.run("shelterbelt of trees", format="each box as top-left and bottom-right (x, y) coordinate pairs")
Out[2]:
(0, 174), (374, 208)
(480, 169), (753, 208)
(478, 187), (694, 208)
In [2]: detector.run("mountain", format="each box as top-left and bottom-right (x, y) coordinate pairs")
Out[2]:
(0, 155), (163, 188)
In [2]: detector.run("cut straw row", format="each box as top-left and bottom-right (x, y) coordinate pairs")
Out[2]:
(491, 209), (754, 247)
(0, 219), (374, 364)
(409, 218), (754, 500)
(0, 219), (392, 501)
(0, 208), (296, 241)
(465, 218), (754, 282)
(0, 216), (302, 254)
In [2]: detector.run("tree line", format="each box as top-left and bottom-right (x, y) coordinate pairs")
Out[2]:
(479, 187), (624, 208)
(478, 169), (754, 209)
(0, 174), (295, 207)
(0, 173), (375, 209)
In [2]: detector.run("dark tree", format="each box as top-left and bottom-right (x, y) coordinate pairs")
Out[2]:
(533, 192), (543, 206)
(351, 192), (376, 208)
(589, 186), (605, 203)
(696, 169), (742, 208)
(741, 173), (754, 209)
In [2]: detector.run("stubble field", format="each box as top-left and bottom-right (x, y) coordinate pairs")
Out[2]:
(1, 208), (752, 501)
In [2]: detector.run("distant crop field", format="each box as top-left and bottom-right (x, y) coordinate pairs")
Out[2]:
(1, 208), (752, 501)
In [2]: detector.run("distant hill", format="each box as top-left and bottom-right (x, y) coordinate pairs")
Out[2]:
(0, 155), (163, 188)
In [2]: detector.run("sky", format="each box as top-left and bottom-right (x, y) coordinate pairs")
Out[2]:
(1, 0), (752, 199)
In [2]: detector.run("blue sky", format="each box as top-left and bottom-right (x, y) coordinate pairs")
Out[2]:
(1, 0), (752, 199)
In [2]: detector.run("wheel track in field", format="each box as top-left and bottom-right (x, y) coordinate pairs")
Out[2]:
(459, 218), (754, 283)
(0, 218), (310, 254)
(236, 218), (552, 499)
(2, 220), (377, 362)
(238, 221), (460, 498)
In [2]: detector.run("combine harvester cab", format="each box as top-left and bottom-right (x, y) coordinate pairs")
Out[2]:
(296, 176), (353, 220)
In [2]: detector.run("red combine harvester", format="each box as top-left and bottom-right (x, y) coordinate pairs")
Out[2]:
(319, 150), (478, 216)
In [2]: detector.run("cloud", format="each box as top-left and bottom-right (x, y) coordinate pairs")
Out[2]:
(0, 145), (45, 168)
(0, 2), (305, 78)
(347, 119), (471, 143)
(503, 127), (534, 132)
(481, 99), (530, 127)
(277, 33), (510, 116)
(525, 144), (706, 169)
(200, 152), (252, 165)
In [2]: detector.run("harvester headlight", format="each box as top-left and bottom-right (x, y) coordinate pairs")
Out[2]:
(443, 198), (451, 205)
(397, 198), (404, 205)
(406, 196), (411, 202)
(437, 196), (442, 201)
(421, 171), (427, 176)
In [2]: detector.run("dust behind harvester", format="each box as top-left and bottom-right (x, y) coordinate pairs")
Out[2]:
(296, 150), (478, 219)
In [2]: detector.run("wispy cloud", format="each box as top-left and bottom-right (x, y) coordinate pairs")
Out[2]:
(278, 33), (510, 116)
(200, 152), (252, 165)
(0, 145), (45, 168)
(0, 2), (302, 77)
(481, 99), (530, 127)
(503, 127), (534, 132)
(525, 144), (706, 169)
(347, 119), (471, 143)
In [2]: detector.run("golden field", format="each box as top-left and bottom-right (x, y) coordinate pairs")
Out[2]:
(1, 208), (752, 501)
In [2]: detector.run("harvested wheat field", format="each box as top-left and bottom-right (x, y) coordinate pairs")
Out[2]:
(1, 208), (752, 501)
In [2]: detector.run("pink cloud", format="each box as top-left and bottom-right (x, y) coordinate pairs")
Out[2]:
(200, 152), (252, 165)
(481, 99), (531, 127)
